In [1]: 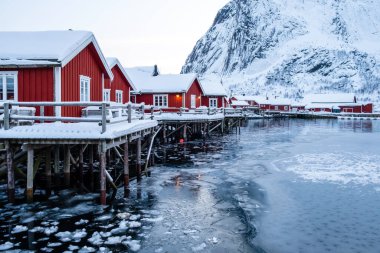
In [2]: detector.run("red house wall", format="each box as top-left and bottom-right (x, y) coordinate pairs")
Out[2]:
(3, 68), (54, 116)
(61, 43), (105, 117)
(110, 66), (131, 104)
(339, 105), (362, 113)
(269, 105), (290, 111)
(135, 93), (183, 110)
(201, 96), (225, 108)
(185, 79), (202, 109)
(362, 104), (373, 113)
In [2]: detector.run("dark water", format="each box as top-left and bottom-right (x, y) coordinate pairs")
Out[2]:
(1, 119), (380, 252)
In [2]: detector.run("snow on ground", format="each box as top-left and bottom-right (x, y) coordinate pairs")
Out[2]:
(155, 113), (224, 121)
(276, 152), (380, 185)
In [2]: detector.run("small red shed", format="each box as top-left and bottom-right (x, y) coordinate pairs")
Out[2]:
(105, 58), (135, 104)
(199, 78), (228, 108)
(125, 66), (203, 110)
(0, 31), (113, 117)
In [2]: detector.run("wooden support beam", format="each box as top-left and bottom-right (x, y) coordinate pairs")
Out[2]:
(26, 145), (34, 203)
(99, 142), (107, 205)
(63, 145), (71, 186)
(54, 146), (60, 186)
(183, 124), (187, 142)
(45, 147), (52, 197)
(136, 137), (142, 181)
(163, 124), (167, 144)
(88, 145), (94, 191)
(79, 145), (84, 193)
(5, 142), (15, 203)
(124, 141), (129, 197)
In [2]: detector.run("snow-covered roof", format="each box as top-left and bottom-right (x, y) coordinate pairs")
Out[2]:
(233, 95), (266, 102)
(106, 57), (136, 90)
(305, 103), (341, 110)
(0, 30), (113, 79)
(304, 93), (356, 104)
(199, 78), (228, 96)
(125, 66), (198, 93)
(231, 100), (249, 106)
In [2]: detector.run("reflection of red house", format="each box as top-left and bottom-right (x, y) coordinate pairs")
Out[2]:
(105, 58), (135, 104)
(199, 79), (228, 108)
(0, 31), (113, 117)
(125, 66), (202, 110)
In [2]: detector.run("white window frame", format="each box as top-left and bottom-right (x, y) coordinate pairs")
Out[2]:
(284, 106), (288, 111)
(103, 89), (111, 102)
(209, 98), (218, 108)
(274, 106), (279, 111)
(116, 90), (123, 104)
(0, 71), (18, 101)
(191, 94), (196, 109)
(153, 94), (168, 108)
(80, 75), (91, 102)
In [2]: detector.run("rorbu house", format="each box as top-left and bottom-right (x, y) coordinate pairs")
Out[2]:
(199, 78), (228, 108)
(125, 65), (203, 111)
(304, 93), (373, 113)
(105, 57), (135, 104)
(0, 30), (113, 117)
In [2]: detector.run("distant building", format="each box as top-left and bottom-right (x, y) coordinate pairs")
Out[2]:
(231, 95), (291, 111)
(199, 79), (228, 108)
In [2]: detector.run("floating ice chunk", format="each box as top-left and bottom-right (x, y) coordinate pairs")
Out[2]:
(0, 242), (13, 250)
(123, 240), (141, 252)
(47, 242), (62, 247)
(88, 232), (103, 246)
(44, 226), (58, 235)
(75, 219), (89, 225)
(208, 237), (219, 244)
(116, 212), (130, 219)
(55, 231), (72, 242)
(100, 231), (111, 238)
(41, 247), (53, 252)
(192, 243), (207, 252)
(128, 221), (142, 228)
(129, 214), (141, 221)
(72, 229), (87, 240)
(78, 246), (96, 253)
(155, 247), (163, 253)
(183, 229), (198, 235)
(142, 216), (164, 222)
(96, 214), (113, 221)
(99, 224), (114, 229)
(104, 236), (127, 245)
(30, 226), (45, 233)
(68, 245), (79, 251)
(11, 225), (28, 234)
(21, 217), (35, 223)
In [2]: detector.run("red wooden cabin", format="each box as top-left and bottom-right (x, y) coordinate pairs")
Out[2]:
(105, 58), (135, 104)
(304, 94), (373, 113)
(0, 31), (113, 117)
(125, 66), (202, 111)
(199, 79), (228, 108)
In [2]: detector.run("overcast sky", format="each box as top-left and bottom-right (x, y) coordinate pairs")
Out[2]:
(0, 0), (229, 73)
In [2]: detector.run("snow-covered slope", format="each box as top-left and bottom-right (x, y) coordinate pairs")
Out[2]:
(182, 0), (380, 106)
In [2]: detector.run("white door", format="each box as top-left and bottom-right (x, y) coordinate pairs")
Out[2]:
(191, 95), (196, 108)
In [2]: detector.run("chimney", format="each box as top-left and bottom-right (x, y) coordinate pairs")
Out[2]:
(153, 65), (159, 76)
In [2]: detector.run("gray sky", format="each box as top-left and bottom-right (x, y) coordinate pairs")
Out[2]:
(0, 0), (229, 73)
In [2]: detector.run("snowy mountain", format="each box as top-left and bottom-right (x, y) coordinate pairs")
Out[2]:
(182, 0), (380, 105)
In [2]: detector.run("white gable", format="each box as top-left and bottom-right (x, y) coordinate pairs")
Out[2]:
(304, 93), (356, 104)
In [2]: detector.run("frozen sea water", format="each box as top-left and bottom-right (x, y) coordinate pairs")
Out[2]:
(0, 119), (380, 252)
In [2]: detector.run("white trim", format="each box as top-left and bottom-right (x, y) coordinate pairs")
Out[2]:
(209, 98), (218, 108)
(53, 67), (62, 116)
(103, 89), (111, 102)
(108, 59), (137, 91)
(191, 95), (196, 109)
(153, 94), (169, 108)
(182, 92), (186, 108)
(128, 87), (131, 103)
(80, 75), (91, 102)
(0, 71), (18, 101)
(61, 35), (114, 81)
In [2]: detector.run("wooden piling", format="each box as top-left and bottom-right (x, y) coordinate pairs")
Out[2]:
(163, 124), (167, 143)
(5, 142), (15, 203)
(99, 142), (107, 205)
(88, 145), (94, 191)
(63, 145), (71, 186)
(26, 145), (34, 203)
(183, 124), (187, 142)
(136, 137), (142, 181)
(54, 146), (60, 186)
(79, 145), (84, 193)
(45, 147), (52, 197)
(123, 141), (130, 196)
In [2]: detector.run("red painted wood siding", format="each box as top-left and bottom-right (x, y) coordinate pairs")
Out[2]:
(61, 43), (105, 117)
(362, 104), (373, 113)
(110, 65), (132, 103)
(185, 79), (202, 109)
(2, 67), (54, 116)
(135, 93), (183, 109)
(269, 105), (290, 111)
(201, 96), (225, 108)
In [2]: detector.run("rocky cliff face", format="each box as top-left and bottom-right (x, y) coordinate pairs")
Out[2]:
(182, 0), (380, 104)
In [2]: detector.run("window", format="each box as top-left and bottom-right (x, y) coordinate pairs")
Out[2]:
(209, 98), (218, 108)
(274, 106), (279, 111)
(191, 95), (196, 108)
(103, 89), (110, 102)
(0, 72), (17, 101)
(80, 76), (91, 102)
(284, 106), (288, 110)
(116, 90), (123, 104)
(153, 94), (168, 107)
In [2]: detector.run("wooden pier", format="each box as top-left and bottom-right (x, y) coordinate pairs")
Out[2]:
(0, 102), (247, 205)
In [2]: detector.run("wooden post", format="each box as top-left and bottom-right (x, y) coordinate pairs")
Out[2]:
(26, 145), (34, 203)
(4, 102), (10, 130)
(45, 147), (52, 197)
(183, 124), (187, 142)
(79, 145), (84, 193)
(63, 145), (70, 186)
(40, 106), (45, 123)
(101, 102), (107, 134)
(88, 145), (94, 191)
(127, 103), (132, 123)
(238, 119), (241, 134)
(123, 141), (129, 196)
(163, 124), (167, 144)
(99, 142), (107, 205)
(5, 142), (15, 203)
(54, 146), (60, 186)
(136, 137), (142, 181)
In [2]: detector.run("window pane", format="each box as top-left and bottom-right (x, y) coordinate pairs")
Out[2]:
(163, 96), (167, 106)
(6, 76), (15, 100)
(0, 76), (3, 100)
